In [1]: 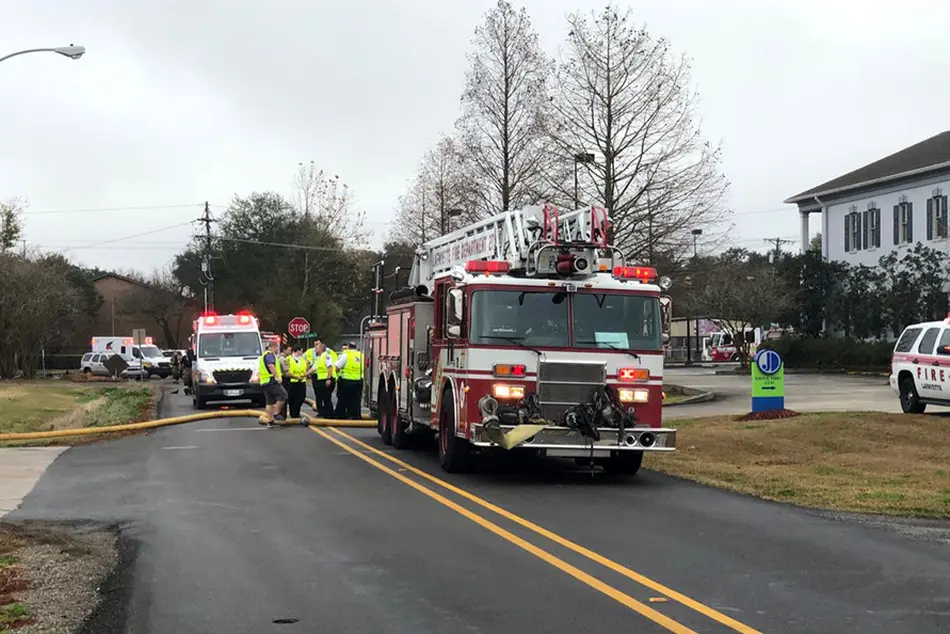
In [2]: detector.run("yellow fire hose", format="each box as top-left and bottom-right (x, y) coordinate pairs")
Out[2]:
(0, 399), (375, 443)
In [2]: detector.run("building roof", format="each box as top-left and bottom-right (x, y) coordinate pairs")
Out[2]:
(92, 272), (151, 288)
(784, 131), (950, 204)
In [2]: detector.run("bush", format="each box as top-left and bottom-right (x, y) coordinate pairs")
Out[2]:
(760, 337), (892, 371)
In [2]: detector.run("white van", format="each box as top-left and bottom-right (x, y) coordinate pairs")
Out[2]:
(90, 336), (145, 377)
(190, 313), (264, 409)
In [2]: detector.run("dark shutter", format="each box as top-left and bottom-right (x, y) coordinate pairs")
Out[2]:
(927, 198), (934, 240)
(942, 196), (949, 238)
(907, 202), (914, 242)
(875, 208), (882, 247)
(893, 205), (900, 244)
(862, 210), (869, 249)
(844, 214), (850, 252)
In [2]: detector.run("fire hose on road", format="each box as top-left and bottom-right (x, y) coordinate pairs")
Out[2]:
(0, 400), (375, 443)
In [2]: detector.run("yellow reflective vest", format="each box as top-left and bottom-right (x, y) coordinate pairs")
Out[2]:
(288, 355), (308, 382)
(259, 352), (281, 384)
(341, 350), (363, 381)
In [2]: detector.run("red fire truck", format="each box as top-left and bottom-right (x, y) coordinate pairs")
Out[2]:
(364, 204), (676, 474)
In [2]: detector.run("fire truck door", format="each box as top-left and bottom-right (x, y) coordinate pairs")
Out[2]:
(401, 311), (411, 411)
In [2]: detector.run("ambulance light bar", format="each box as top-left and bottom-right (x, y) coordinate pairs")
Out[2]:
(465, 260), (510, 274)
(613, 266), (657, 282)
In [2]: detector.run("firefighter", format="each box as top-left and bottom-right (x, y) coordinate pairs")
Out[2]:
(286, 345), (310, 420)
(333, 341), (364, 420)
(311, 342), (336, 418)
(259, 338), (287, 427)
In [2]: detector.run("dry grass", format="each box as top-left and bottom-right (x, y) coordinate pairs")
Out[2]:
(0, 381), (155, 446)
(646, 411), (950, 518)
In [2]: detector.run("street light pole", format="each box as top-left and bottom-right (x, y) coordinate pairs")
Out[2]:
(0, 45), (86, 64)
(691, 228), (703, 363)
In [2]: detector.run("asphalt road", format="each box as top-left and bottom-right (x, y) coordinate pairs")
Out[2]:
(9, 385), (950, 633)
(664, 367), (927, 417)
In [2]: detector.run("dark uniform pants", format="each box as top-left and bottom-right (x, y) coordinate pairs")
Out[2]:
(335, 378), (363, 420)
(280, 377), (291, 417)
(287, 381), (307, 418)
(313, 376), (335, 418)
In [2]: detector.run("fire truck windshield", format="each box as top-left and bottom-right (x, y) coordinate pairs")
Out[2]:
(469, 289), (662, 351)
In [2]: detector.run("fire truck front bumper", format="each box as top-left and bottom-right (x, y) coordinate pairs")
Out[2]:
(469, 423), (676, 455)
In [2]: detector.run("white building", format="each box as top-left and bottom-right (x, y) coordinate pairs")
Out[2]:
(785, 131), (950, 266)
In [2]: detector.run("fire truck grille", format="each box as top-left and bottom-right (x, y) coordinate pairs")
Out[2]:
(536, 361), (606, 422)
(213, 369), (252, 384)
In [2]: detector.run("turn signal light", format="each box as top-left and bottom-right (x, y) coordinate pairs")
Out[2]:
(493, 363), (526, 377)
(492, 384), (525, 400)
(618, 367), (649, 381)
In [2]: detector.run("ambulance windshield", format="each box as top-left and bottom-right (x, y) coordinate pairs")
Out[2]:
(198, 332), (262, 358)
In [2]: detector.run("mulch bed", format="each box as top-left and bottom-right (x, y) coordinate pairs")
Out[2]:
(735, 409), (801, 422)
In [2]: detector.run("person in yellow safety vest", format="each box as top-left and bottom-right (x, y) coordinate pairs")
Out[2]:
(278, 345), (292, 419)
(309, 342), (336, 418)
(258, 338), (287, 428)
(333, 341), (364, 420)
(286, 345), (311, 423)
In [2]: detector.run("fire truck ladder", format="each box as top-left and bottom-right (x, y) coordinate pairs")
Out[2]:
(409, 204), (620, 289)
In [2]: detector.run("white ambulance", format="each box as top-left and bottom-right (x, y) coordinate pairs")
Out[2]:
(889, 318), (950, 413)
(189, 313), (265, 409)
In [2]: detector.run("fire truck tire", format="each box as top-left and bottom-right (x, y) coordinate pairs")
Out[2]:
(600, 451), (643, 476)
(391, 391), (410, 450)
(730, 353), (739, 362)
(378, 388), (393, 445)
(438, 391), (472, 473)
(899, 377), (926, 414)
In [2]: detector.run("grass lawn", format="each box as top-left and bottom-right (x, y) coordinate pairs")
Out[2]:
(646, 411), (950, 519)
(0, 381), (155, 444)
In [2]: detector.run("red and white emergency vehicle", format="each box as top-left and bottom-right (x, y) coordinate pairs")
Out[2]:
(890, 317), (950, 413)
(364, 204), (676, 474)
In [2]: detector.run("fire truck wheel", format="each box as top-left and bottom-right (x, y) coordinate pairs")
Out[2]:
(730, 353), (739, 362)
(379, 388), (393, 445)
(899, 377), (926, 414)
(600, 451), (643, 476)
(391, 391), (410, 450)
(438, 392), (472, 473)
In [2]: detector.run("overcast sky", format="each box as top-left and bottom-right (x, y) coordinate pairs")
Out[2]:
(2, 0), (948, 273)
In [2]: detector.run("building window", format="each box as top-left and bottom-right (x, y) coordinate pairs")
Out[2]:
(892, 201), (913, 244)
(862, 207), (881, 248)
(844, 211), (862, 252)
(927, 195), (948, 240)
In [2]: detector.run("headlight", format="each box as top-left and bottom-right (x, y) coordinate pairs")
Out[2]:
(199, 370), (216, 384)
(143, 361), (153, 367)
(249, 370), (260, 384)
(618, 388), (649, 403)
(492, 384), (525, 400)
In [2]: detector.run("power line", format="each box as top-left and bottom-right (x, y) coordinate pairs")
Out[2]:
(22, 203), (208, 216)
(198, 202), (216, 312)
(59, 221), (195, 254)
(764, 236), (796, 260)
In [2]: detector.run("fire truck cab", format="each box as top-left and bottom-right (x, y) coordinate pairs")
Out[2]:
(366, 204), (676, 474)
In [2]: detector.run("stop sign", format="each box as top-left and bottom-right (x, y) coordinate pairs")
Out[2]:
(287, 317), (310, 337)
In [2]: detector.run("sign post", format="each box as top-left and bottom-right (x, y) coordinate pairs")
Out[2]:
(751, 349), (785, 412)
(287, 317), (311, 339)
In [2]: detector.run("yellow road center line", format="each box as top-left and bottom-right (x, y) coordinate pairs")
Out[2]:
(328, 427), (764, 634)
(310, 426), (696, 634)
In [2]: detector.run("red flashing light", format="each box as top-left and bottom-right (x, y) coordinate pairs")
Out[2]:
(618, 367), (649, 382)
(493, 363), (527, 377)
(465, 260), (510, 274)
(238, 315), (252, 325)
(613, 266), (657, 282)
(204, 316), (217, 325)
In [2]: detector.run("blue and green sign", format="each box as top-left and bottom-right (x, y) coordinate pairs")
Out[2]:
(751, 349), (784, 412)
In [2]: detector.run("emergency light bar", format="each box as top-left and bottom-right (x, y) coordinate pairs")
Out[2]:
(493, 363), (526, 377)
(618, 367), (649, 382)
(612, 266), (657, 282)
(203, 316), (217, 325)
(466, 260), (510, 274)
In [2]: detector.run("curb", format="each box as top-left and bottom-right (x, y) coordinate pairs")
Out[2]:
(714, 369), (889, 377)
(663, 384), (716, 407)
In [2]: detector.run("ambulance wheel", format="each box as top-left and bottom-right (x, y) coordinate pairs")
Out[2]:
(193, 395), (208, 410)
(600, 451), (643, 476)
(438, 392), (472, 473)
(379, 389), (393, 445)
(391, 392), (410, 450)
(899, 377), (926, 414)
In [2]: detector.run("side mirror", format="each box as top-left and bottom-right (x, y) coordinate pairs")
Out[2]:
(662, 332), (670, 344)
(447, 324), (461, 339)
(448, 288), (463, 325)
(416, 351), (430, 370)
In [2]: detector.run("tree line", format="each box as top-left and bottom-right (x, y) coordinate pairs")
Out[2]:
(390, 1), (730, 261)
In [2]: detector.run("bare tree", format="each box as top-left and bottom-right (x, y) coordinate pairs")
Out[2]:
(456, 0), (552, 217)
(291, 161), (368, 244)
(548, 5), (731, 262)
(0, 198), (25, 253)
(117, 270), (197, 348)
(391, 136), (478, 244)
(691, 259), (793, 366)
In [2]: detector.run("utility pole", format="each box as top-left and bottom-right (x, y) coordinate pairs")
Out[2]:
(198, 202), (216, 312)
(764, 237), (794, 263)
